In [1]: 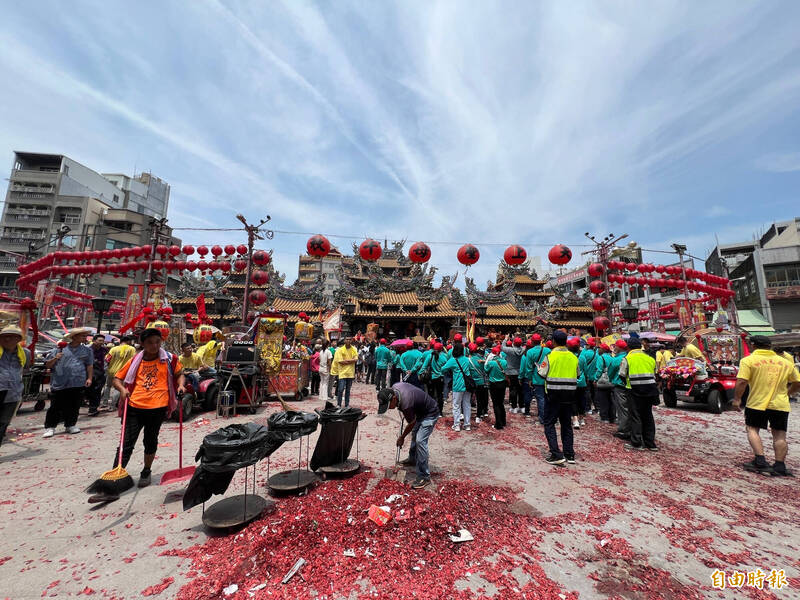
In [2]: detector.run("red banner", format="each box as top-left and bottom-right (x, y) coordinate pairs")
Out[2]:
(122, 284), (144, 324)
(676, 298), (692, 330)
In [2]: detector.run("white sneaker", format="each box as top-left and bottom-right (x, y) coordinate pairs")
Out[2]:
(475, 417), (481, 423)
(579, 419), (586, 427)
(67, 426), (80, 434)
(464, 424), (471, 431)
(42, 428), (55, 438)
(452, 424), (461, 432)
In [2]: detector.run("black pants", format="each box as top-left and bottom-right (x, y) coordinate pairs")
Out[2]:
(366, 362), (376, 384)
(88, 375), (105, 411)
(426, 378), (444, 415)
(390, 367), (401, 386)
(595, 387), (615, 421)
(375, 368), (387, 390)
(45, 387), (84, 429)
(543, 391), (574, 459)
(489, 381), (507, 429)
(310, 372), (320, 395)
(114, 406), (167, 468)
(629, 393), (657, 448)
(0, 397), (18, 446)
(508, 375), (522, 409)
(574, 387), (588, 417)
(613, 386), (631, 436)
(475, 385), (489, 418)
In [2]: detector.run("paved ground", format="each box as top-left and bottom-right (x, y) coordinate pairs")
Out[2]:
(1, 382), (798, 599)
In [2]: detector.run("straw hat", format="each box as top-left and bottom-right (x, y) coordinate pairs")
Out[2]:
(0, 325), (23, 339)
(63, 327), (92, 341)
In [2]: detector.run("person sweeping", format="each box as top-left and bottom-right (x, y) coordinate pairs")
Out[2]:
(378, 383), (440, 489)
(89, 328), (184, 499)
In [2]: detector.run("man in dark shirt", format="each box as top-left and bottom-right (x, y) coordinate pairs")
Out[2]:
(88, 334), (109, 416)
(378, 382), (439, 489)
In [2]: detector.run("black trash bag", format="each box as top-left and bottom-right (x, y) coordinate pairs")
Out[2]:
(310, 402), (367, 471)
(267, 410), (319, 441)
(183, 422), (286, 511)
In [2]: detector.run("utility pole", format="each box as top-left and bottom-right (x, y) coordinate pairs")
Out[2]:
(583, 232), (628, 332)
(237, 214), (273, 323)
(144, 217), (167, 305)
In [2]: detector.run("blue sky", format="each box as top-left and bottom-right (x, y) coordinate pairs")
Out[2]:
(1, 1), (800, 286)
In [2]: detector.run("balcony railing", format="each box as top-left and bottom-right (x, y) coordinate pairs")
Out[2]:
(7, 215), (46, 223)
(6, 207), (50, 216)
(10, 169), (59, 184)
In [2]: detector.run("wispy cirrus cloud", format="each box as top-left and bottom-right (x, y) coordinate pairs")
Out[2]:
(0, 1), (799, 285)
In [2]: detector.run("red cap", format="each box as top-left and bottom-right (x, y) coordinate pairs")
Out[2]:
(600, 343), (611, 351)
(379, 338), (386, 344)
(491, 345), (501, 355)
(615, 339), (628, 349)
(587, 337), (596, 347)
(513, 337), (522, 346)
(532, 334), (542, 342)
(545, 341), (553, 348)
(468, 342), (477, 352)
(446, 344), (453, 350)
(434, 342), (443, 351)
(406, 341), (414, 349)
(567, 337), (580, 348)
(475, 336), (485, 345)
(525, 339), (533, 348)
(454, 333), (463, 342)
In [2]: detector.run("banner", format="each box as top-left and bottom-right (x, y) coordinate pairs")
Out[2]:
(0, 303), (29, 333)
(648, 301), (660, 330)
(123, 284), (144, 324)
(323, 308), (341, 333)
(676, 298), (692, 330)
(147, 284), (167, 313)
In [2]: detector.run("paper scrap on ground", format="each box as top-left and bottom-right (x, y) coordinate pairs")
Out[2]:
(449, 529), (474, 543)
(223, 584), (238, 595)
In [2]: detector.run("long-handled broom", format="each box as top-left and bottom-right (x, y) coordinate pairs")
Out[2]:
(86, 395), (134, 501)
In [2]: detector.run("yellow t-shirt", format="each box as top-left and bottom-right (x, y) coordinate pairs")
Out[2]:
(107, 344), (136, 376)
(679, 343), (705, 361)
(196, 341), (221, 368)
(656, 350), (673, 370)
(178, 352), (204, 371)
(738, 349), (800, 412)
(331, 345), (358, 379)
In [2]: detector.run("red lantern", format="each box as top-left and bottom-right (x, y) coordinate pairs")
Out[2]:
(307, 235), (331, 258)
(249, 289), (267, 306)
(591, 297), (609, 312)
(219, 261), (231, 273)
(547, 244), (572, 265)
(637, 264), (648, 274)
(132, 246), (145, 257)
(151, 260), (164, 270)
(197, 260), (208, 272)
(593, 316), (611, 331)
(224, 245), (236, 256)
(251, 270), (269, 286)
(237, 244), (248, 255)
(589, 280), (606, 294)
(503, 244), (527, 266)
(359, 239), (383, 261)
(457, 244), (480, 266)
(233, 259), (247, 272)
(182, 245), (195, 256)
(207, 261), (220, 272)
(168, 245), (181, 257)
(253, 250), (270, 266)
(156, 244), (168, 256)
(408, 242), (431, 264)
(211, 245), (223, 257)
(186, 261), (198, 271)
(197, 245), (208, 257)
(625, 275), (637, 285)
(587, 262), (605, 277)
(624, 263), (637, 272)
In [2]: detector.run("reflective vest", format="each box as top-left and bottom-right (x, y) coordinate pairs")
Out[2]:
(624, 350), (657, 390)
(544, 347), (579, 392)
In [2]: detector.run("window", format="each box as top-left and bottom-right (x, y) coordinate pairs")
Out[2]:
(105, 239), (135, 250)
(113, 194), (119, 204)
(63, 165), (69, 176)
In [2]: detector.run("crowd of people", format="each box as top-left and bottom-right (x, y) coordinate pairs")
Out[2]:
(307, 330), (800, 486)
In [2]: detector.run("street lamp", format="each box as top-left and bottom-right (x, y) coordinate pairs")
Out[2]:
(475, 304), (488, 336)
(343, 301), (356, 316)
(91, 295), (114, 335)
(214, 295), (233, 328)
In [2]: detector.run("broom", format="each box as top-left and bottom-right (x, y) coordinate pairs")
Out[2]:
(86, 394), (134, 499)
